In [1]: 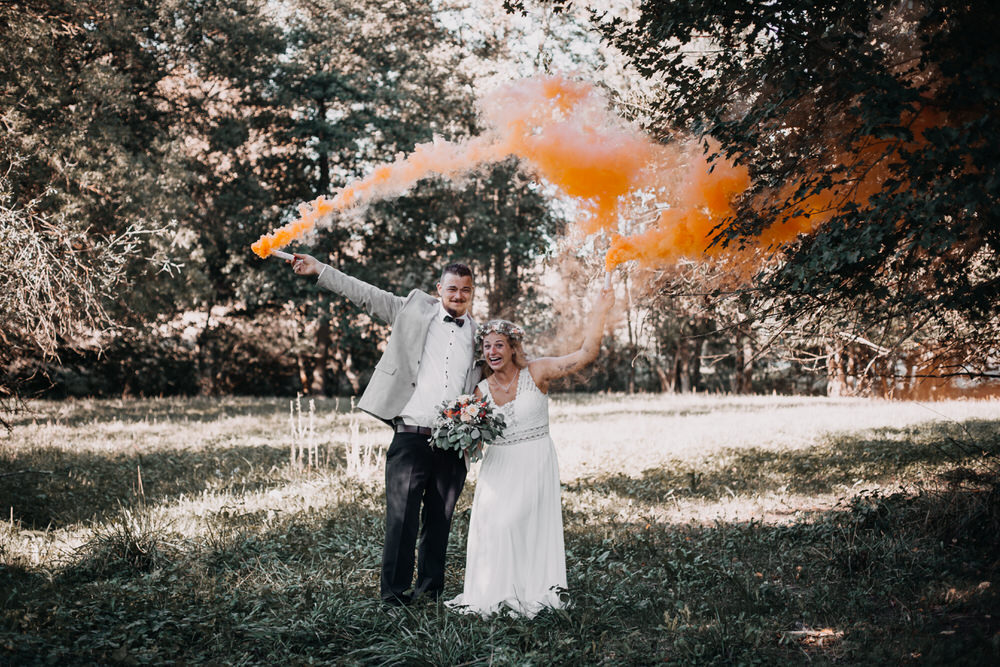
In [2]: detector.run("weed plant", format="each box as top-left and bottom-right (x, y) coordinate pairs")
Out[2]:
(1, 395), (998, 664)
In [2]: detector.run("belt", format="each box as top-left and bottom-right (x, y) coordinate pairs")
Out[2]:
(395, 424), (432, 436)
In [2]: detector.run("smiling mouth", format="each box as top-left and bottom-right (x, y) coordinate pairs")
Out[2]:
(487, 356), (503, 364)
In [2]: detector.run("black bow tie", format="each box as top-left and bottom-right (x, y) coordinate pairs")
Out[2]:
(443, 315), (465, 327)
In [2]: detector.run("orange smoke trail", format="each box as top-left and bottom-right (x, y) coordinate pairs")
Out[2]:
(604, 141), (751, 269)
(252, 76), (663, 259)
(250, 135), (502, 257)
(251, 196), (335, 257)
(757, 109), (944, 252)
(602, 107), (944, 271)
(483, 77), (660, 237)
(252, 75), (941, 271)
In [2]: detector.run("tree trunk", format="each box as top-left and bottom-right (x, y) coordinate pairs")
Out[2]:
(901, 353), (917, 398)
(195, 302), (216, 395)
(310, 316), (331, 395)
(317, 98), (330, 192)
(624, 273), (636, 394)
(627, 345), (636, 394)
(732, 326), (753, 394)
(488, 252), (504, 318)
(654, 362), (674, 392)
(297, 353), (310, 394)
(690, 337), (707, 392)
(675, 337), (692, 393)
(826, 342), (849, 396)
(332, 346), (361, 396)
(741, 335), (754, 393)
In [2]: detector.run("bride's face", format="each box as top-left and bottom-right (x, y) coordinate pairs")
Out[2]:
(482, 333), (514, 371)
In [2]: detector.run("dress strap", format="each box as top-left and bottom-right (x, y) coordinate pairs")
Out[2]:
(520, 367), (542, 395)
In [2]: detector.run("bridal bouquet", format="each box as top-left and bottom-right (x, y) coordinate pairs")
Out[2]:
(430, 394), (505, 462)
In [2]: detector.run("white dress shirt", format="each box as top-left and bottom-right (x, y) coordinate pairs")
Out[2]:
(398, 303), (474, 427)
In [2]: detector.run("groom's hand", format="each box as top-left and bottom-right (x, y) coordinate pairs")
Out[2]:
(290, 253), (321, 277)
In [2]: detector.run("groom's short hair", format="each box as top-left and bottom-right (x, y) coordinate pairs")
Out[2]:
(441, 262), (473, 283)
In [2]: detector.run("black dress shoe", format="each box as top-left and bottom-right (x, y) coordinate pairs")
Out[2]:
(381, 593), (412, 607)
(410, 589), (443, 605)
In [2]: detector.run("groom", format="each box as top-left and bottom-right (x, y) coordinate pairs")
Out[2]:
(288, 253), (480, 605)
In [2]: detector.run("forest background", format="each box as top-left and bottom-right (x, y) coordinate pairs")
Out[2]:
(2, 0), (998, 411)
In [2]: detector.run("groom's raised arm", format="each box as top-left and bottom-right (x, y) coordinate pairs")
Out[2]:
(289, 253), (405, 324)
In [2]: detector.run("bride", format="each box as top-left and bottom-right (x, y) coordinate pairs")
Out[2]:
(446, 285), (615, 618)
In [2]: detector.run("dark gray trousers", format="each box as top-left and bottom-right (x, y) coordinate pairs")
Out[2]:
(380, 431), (466, 604)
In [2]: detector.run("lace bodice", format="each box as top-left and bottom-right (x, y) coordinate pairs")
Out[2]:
(480, 368), (550, 446)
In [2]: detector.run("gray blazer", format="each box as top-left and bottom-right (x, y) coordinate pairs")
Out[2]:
(316, 264), (481, 422)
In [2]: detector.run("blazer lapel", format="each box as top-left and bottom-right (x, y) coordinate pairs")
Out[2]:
(463, 316), (481, 393)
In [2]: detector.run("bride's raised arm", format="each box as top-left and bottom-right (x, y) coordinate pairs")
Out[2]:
(529, 284), (615, 394)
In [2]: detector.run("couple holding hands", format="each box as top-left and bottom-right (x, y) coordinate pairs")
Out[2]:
(288, 253), (613, 618)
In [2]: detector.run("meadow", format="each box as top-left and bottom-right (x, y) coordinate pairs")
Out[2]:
(2, 394), (998, 665)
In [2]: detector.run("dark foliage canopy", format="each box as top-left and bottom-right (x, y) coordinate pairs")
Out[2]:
(592, 0), (999, 374)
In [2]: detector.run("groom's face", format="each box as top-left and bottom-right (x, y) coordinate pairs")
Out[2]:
(437, 272), (474, 318)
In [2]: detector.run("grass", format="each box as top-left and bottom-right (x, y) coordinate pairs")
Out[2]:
(1, 394), (999, 665)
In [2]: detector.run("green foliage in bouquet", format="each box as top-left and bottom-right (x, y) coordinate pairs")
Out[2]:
(430, 394), (506, 462)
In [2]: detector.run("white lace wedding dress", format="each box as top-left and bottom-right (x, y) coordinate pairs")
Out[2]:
(446, 369), (567, 618)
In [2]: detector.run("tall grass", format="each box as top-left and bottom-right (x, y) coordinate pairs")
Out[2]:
(1, 394), (998, 664)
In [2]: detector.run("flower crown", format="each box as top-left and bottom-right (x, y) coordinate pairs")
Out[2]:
(475, 319), (526, 349)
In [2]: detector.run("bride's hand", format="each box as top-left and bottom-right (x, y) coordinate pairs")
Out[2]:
(594, 284), (615, 314)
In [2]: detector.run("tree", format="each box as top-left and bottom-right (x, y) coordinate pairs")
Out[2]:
(0, 0), (302, 400)
(0, 0), (186, 414)
(0, 177), (146, 425)
(521, 0), (1000, 393)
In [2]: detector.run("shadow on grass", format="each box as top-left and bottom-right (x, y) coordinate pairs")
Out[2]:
(0, 481), (389, 663)
(1, 442), (293, 528)
(3, 469), (997, 665)
(565, 419), (1000, 503)
(560, 479), (1000, 665)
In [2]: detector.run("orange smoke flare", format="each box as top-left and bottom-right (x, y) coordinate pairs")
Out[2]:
(251, 195), (334, 258)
